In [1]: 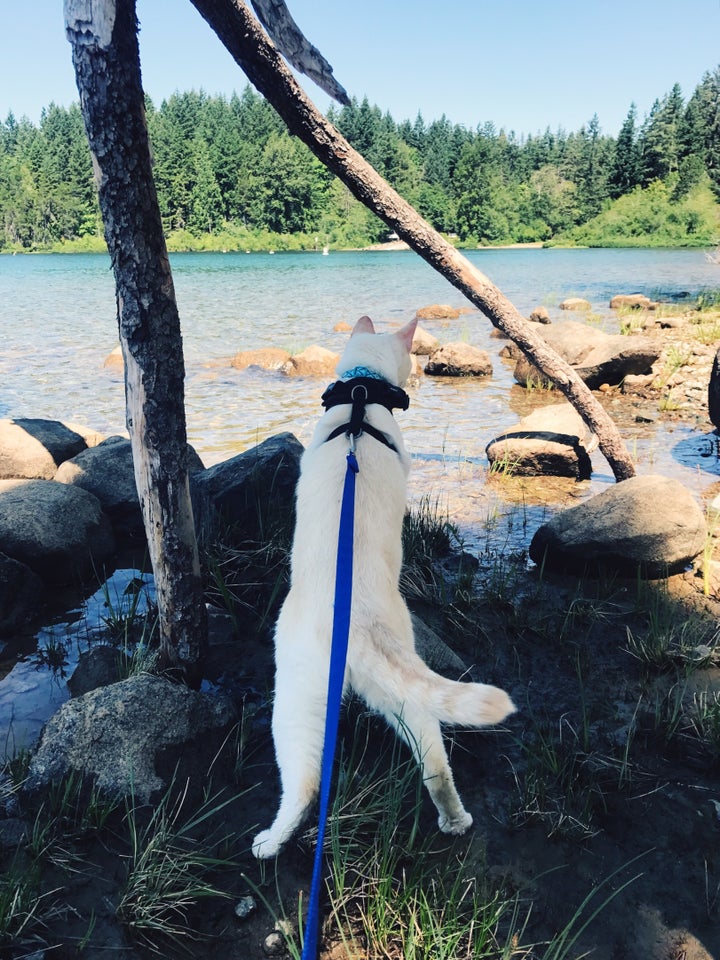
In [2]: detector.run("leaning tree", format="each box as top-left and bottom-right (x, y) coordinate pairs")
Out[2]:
(64, 0), (636, 681)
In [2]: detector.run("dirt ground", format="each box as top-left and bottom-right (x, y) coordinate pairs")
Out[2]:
(10, 549), (718, 960)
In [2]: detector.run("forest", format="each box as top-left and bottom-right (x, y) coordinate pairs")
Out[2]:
(0, 65), (719, 252)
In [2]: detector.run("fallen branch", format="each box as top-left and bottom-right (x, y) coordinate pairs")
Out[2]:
(189, 0), (636, 482)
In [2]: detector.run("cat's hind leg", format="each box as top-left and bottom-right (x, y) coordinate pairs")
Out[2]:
(381, 703), (473, 835)
(252, 639), (329, 859)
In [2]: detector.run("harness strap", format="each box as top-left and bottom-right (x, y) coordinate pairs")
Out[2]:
(324, 420), (398, 452)
(321, 375), (409, 453)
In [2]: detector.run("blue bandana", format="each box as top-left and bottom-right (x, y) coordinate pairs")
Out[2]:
(340, 365), (385, 382)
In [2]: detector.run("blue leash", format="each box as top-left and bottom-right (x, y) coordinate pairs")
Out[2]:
(301, 448), (359, 960)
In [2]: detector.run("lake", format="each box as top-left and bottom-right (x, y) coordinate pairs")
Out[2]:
(1, 246), (719, 747)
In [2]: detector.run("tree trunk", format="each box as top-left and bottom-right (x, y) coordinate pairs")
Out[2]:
(190, 0), (636, 482)
(709, 347), (720, 431)
(65, 0), (207, 685)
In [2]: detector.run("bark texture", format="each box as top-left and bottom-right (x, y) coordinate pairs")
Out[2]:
(190, 0), (636, 481)
(65, 0), (207, 684)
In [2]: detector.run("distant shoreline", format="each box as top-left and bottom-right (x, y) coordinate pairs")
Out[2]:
(359, 240), (545, 252)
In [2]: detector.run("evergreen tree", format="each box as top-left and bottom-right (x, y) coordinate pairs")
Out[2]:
(639, 83), (685, 183)
(610, 103), (640, 198)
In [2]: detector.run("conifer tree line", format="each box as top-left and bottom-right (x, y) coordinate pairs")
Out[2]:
(1, 66), (718, 252)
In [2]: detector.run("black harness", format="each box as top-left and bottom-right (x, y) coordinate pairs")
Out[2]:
(321, 376), (410, 452)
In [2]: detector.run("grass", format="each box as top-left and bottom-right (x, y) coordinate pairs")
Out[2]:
(117, 779), (240, 952)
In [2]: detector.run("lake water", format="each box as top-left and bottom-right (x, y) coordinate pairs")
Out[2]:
(1, 246), (720, 747)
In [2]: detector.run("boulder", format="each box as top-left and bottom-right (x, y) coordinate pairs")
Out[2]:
(55, 436), (204, 542)
(0, 479), (115, 584)
(0, 552), (44, 636)
(280, 345), (339, 377)
(486, 402), (595, 479)
(415, 304), (461, 320)
(529, 475), (707, 577)
(413, 615), (469, 677)
(425, 343), (493, 377)
(191, 432), (302, 543)
(610, 294), (657, 311)
(513, 320), (660, 390)
(560, 297), (592, 311)
(230, 347), (291, 371)
(411, 326), (440, 356)
(529, 306), (551, 324)
(25, 674), (235, 804)
(0, 418), (90, 480)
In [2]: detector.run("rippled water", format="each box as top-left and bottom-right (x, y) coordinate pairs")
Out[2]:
(1, 247), (719, 747)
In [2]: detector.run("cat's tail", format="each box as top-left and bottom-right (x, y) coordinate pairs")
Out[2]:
(424, 673), (516, 728)
(355, 639), (516, 729)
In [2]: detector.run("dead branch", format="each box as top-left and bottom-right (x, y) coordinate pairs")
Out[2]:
(189, 0), (636, 482)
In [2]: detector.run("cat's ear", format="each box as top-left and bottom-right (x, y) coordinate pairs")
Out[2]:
(351, 315), (376, 337)
(396, 318), (418, 353)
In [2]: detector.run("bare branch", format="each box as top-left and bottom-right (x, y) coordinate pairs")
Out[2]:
(189, 0), (636, 482)
(250, 0), (349, 104)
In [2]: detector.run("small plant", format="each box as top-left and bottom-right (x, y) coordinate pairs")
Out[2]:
(488, 448), (522, 479)
(510, 713), (607, 840)
(0, 857), (57, 950)
(688, 689), (720, 755)
(117, 779), (239, 952)
(101, 574), (155, 641)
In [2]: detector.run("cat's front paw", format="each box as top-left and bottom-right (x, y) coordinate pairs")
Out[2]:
(438, 810), (473, 835)
(252, 828), (283, 859)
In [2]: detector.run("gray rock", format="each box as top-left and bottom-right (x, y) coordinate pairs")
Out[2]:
(25, 673), (235, 804)
(55, 436), (204, 542)
(413, 615), (469, 677)
(0, 479), (115, 584)
(0, 418), (90, 480)
(513, 320), (660, 389)
(529, 475), (707, 577)
(191, 432), (303, 543)
(67, 645), (127, 697)
(486, 402), (595, 479)
(425, 342), (493, 377)
(0, 551), (45, 636)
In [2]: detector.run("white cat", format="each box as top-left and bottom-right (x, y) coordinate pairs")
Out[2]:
(252, 315), (516, 859)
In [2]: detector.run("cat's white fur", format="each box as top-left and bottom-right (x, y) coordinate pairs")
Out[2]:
(252, 316), (516, 859)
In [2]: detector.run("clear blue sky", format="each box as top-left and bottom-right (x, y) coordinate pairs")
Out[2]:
(2, 0), (720, 137)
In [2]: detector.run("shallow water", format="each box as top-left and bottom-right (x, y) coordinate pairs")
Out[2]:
(1, 246), (719, 748)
